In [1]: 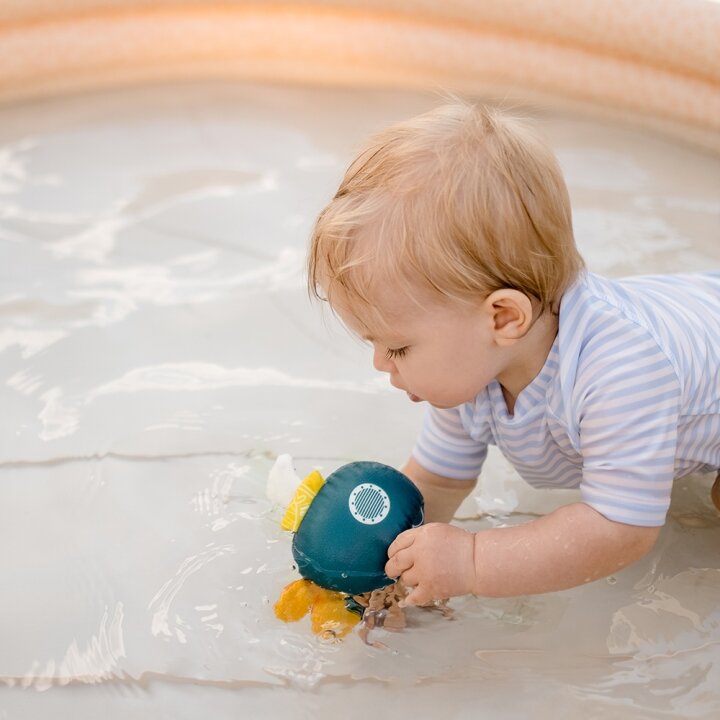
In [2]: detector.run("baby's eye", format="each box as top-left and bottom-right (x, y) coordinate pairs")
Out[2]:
(385, 346), (408, 360)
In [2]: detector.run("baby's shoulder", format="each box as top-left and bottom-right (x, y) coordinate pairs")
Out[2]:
(554, 274), (676, 401)
(557, 273), (653, 351)
(558, 273), (720, 411)
(558, 272), (710, 353)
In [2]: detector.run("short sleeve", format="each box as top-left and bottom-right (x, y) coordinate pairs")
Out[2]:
(412, 405), (488, 480)
(577, 324), (681, 527)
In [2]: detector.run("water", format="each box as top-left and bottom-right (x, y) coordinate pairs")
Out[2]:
(1, 82), (719, 719)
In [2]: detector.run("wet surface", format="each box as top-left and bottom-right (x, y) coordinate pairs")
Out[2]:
(0, 82), (719, 718)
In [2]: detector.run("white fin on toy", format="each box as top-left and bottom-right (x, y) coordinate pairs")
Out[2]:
(267, 453), (303, 506)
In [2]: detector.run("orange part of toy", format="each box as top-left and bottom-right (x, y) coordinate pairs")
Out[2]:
(310, 594), (361, 638)
(273, 578), (322, 622)
(274, 578), (361, 638)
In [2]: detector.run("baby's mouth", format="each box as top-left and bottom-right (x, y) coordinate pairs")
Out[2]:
(406, 392), (423, 403)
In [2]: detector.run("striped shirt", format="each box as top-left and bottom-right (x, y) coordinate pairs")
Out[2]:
(412, 272), (720, 527)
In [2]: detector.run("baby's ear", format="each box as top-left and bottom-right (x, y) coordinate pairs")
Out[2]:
(485, 289), (534, 343)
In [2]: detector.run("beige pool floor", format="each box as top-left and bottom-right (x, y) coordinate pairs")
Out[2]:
(0, 82), (719, 719)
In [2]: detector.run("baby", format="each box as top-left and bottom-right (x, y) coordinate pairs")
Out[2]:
(307, 103), (720, 605)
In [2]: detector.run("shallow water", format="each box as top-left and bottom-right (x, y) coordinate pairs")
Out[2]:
(1, 82), (719, 719)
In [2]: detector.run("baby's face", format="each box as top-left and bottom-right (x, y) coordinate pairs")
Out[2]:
(334, 284), (508, 409)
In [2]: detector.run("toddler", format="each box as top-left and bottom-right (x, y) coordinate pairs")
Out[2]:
(308, 103), (720, 604)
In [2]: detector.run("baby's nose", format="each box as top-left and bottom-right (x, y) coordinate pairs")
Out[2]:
(373, 347), (394, 373)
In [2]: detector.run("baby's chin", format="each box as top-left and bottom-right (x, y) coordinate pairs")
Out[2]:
(427, 395), (475, 410)
(406, 391), (471, 409)
(422, 398), (457, 410)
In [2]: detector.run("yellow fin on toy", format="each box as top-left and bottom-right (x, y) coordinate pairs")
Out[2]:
(273, 578), (321, 622)
(310, 594), (361, 639)
(280, 469), (325, 532)
(274, 578), (360, 639)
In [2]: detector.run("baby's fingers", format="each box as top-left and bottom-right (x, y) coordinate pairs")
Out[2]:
(401, 584), (433, 608)
(385, 548), (413, 579)
(387, 528), (417, 557)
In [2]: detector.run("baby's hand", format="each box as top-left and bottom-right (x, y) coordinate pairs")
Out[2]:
(385, 523), (477, 606)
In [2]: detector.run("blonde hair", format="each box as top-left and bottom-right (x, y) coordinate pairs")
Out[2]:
(308, 103), (583, 326)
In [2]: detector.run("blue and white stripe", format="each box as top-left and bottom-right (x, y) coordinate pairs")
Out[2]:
(412, 271), (720, 526)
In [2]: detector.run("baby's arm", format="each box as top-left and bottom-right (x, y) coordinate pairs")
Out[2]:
(402, 456), (477, 523)
(386, 500), (660, 604)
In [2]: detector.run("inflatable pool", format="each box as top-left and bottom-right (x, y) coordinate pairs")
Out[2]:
(1, 0), (719, 151)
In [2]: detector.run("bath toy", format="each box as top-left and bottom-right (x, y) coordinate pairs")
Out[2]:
(272, 459), (425, 639)
(286, 461), (424, 595)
